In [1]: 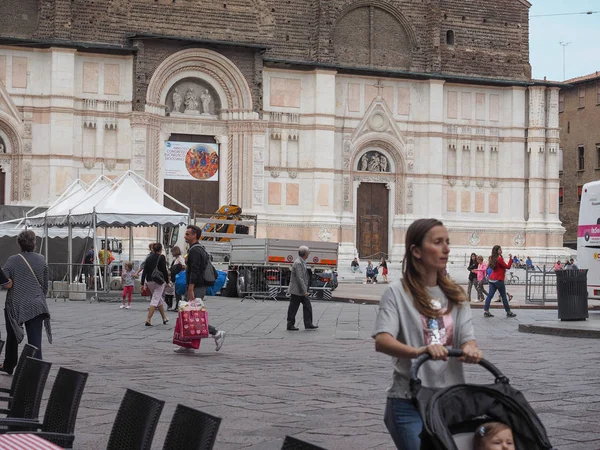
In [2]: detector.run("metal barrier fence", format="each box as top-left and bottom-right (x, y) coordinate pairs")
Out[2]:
(46, 262), (143, 302)
(236, 265), (333, 302)
(525, 266), (557, 305)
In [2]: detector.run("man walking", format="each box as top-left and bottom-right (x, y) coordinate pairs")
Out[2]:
(177, 225), (226, 352)
(287, 245), (318, 331)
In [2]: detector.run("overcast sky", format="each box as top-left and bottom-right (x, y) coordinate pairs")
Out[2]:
(529, 0), (600, 81)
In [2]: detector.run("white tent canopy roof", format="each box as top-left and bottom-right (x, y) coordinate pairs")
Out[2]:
(27, 172), (189, 228)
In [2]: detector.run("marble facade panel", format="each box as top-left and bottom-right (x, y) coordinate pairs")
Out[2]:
(286, 183), (299, 205)
(0, 56), (5, 86)
(447, 190), (457, 212)
(268, 182), (282, 205)
(461, 191), (471, 212)
(104, 64), (121, 95)
(475, 191), (485, 213)
(461, 93), (472, 119)
(11, 56), (27, 89)
(318, 184), (329, 207)
(489, 192), (499, 213)
(475, 93), (486, 120)
(83, 62), (99, 94)
(348, 83), (361, 112)
(489, 94), (500, 121)
(398, 87), (410, 116)
(270, 77), (301, 108)
(365, 84), (393, 107)
(447, 91), (458, 119)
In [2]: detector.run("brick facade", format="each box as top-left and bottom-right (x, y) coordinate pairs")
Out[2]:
(558, 73), (600, 246)
(1, 0), (532, 113)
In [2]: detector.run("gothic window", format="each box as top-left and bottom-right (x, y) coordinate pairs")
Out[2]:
(447, 145), (457, 176)
(333, 6), (413, 69)
(461, 146), (471, 177)
(446, 30), (455, 46)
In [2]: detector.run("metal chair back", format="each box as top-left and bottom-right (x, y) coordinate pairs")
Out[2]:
(41, 367), (88, 442)
(106, 389), (165, 450)
(8, 357), (52, 420)
(281, 436), (328, 450)
(8, 344), (39, 397)
(162, 404), (222, 450)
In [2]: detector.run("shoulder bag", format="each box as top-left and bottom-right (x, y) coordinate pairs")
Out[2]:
(18, 254), (45, 295)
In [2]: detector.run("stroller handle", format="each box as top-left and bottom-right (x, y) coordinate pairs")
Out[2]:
(409, 349), (508, 384)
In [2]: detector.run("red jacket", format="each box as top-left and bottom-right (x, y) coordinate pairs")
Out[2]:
(489, 256), (512, 281)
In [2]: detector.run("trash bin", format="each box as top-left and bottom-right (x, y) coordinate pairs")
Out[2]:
(555, 269), (589, 321)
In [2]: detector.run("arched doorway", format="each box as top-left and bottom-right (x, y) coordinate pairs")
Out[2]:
(357, 181), (389, 259)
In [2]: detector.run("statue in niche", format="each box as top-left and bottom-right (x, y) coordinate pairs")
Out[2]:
(358, 151), (390, 173)
(380, 155), (388, 172)
(172, 88), (182, 113)
(200, 89), (212, 115)
(368, 153), (381, 172)
(184, 88), (198, 112)
(0, 139), (5, 154)
(360, 154), (369, 171)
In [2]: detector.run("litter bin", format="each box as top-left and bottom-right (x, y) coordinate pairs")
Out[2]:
(555, 269), (589, 321)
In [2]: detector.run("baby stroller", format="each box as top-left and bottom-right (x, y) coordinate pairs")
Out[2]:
(409, 349), (553, 450)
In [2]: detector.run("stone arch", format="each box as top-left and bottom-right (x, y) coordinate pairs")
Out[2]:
(0, 118), (21, 202)
(351, 135), (406, 174)
(146, 48), (254, 114)
(333, 1), (418, 69)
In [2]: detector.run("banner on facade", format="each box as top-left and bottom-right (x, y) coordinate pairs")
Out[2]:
(164, 141), (219, 181)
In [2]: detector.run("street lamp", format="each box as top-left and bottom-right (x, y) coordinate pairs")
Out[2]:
(559, 41), (571, 81)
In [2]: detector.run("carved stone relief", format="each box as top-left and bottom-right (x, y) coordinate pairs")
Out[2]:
(513, 233), (526, 246)
(0, 137), (6, 154)
(318, 228), (332, 242)
(167, 79), (221, 116)
(469, 232), (481, 246)
(22, 162), (31, 200)
(357, 151), (390, 173)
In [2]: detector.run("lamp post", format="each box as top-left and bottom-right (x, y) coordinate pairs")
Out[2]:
(559, 41), (571, 81)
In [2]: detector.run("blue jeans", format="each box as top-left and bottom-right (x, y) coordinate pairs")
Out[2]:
(384, 398), (422, 450)
(484, 280), (511, 313)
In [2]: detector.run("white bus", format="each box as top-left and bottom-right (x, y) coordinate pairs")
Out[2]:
(577, 180), (600, 300)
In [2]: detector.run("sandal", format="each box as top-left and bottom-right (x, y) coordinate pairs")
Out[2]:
(145, 322), (152, 327)
(163, 319), (169, 325)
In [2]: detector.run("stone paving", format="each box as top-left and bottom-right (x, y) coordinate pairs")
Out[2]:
(1, 292), (600, 450)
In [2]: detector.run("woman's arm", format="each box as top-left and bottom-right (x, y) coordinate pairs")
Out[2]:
(375, 333), (448, 360)
(160, 255), (169, 280)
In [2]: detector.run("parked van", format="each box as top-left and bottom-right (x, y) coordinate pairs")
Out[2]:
(577, 180), (600, 300)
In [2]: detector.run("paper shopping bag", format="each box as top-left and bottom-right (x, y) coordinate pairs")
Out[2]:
(179, 307), (209, 340)
(173, 316), (200, 349)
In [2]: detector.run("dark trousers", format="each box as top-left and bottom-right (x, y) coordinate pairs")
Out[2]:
(3, 310), (44, 374)
(287, 294), (313, 328)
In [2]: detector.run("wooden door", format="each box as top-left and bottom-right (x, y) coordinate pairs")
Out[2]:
(357, 183), (388, 259)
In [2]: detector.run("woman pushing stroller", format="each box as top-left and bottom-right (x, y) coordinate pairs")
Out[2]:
(372, 218), (483, 450)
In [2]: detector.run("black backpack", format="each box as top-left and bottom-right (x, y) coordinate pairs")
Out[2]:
(191, 244), (218, 287)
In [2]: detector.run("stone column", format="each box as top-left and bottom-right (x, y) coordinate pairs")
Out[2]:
(526, 86), (547, 228)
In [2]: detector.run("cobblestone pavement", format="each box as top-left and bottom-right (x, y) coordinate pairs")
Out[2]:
(1, 293), (599, 450)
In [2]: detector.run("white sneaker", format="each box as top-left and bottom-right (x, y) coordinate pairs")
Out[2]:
(214, 331), (226, 352)
(125, 305), (131, 309)
(119, 305), (125, 309)
(174, 347), (194, 354)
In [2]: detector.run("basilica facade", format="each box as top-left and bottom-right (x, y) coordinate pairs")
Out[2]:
(0, 0), (564, 261)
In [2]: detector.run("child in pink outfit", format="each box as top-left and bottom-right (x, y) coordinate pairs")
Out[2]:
(472, 255), (488, 303)
(120, 262), (135, 309)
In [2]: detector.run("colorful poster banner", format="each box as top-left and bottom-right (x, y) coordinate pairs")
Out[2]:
(164, 141), (219, 181)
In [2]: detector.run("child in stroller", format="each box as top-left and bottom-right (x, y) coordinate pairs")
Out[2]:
(410, 349), (553, 450)
(473, 422), (514, 450)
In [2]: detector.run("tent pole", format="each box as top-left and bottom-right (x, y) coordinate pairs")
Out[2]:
(67, 220), (73, 284)
(93, 214), (98, 299)
(44, 223), (49, 261)
(129, 226), (134, 265)
(104, 227), (108, 291)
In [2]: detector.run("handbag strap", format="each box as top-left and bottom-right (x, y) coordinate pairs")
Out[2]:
(18, 253), (44, 290)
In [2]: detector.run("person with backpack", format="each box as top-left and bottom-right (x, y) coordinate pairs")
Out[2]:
(179, 225), (226, 352)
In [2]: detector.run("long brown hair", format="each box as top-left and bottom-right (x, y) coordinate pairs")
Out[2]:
(489, 245), (501, 270)
(401, 218), (467, 317)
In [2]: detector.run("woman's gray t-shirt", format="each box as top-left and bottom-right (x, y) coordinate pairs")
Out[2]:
(372, 281), (475, 399)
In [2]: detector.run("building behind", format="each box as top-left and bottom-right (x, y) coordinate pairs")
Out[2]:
(0, 0), (565, 261)
(558, 72), (600, 248)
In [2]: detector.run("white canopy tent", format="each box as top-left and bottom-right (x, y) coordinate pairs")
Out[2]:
(26, 171), (190, 299)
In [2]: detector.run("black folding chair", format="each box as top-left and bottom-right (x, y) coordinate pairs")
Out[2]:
(106, 389), (165, 450)
(0, 343), (39, 413)
(1, 357), (51, 424)
(162, 404), (221, 450)
(2, 367), (88, 448)
(281, 436), (327, 450)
